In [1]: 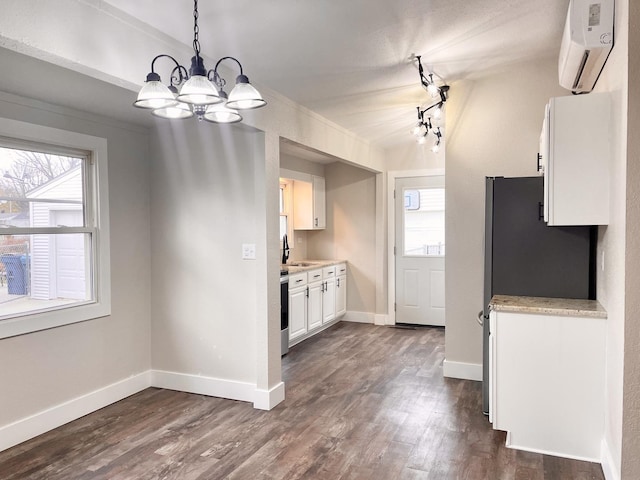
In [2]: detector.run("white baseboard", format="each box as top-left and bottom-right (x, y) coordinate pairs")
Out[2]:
(601, 437), (619, 480)
(442, 359), (482, 381)
(151, 370), (256, 403)
(342, 311), (375, 324)
(374, 314), (388, 326)
(253, 381), (285, 410)
(505, 431), (600, 463)
(0, 371), (151, 453)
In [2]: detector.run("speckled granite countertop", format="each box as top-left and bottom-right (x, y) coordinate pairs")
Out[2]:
(281, 260), (346, 274)
(490, 295), (607, 318)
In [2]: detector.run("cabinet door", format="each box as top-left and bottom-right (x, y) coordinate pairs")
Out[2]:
(335, 275), (347, 318)
(322, 277), (336, 324)
(313, 175), (326, 229)
(307, 281), (323, 331)
(545, 93), (610, 225)
(289, 286), (307, 341)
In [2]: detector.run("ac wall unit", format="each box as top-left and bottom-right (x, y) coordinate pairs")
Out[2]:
(558, 0), (614, 94)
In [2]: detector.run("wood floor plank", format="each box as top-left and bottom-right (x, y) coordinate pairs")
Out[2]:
(0, 322), (605, 479)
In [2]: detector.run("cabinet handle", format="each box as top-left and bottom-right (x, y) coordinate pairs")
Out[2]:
(536, 153), (543, 172)
(314, 217), (318, 227)
(538, 202), (544, 221)
(337, 278), (340, 287)
(306, 286), (309, 297)
(296, 279), (304, 283)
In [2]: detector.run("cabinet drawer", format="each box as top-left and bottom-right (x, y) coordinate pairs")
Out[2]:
(323, 265), (336, 279)
(288, 272), (307, 288)
(336, 263), (347, 276)
(307, 269), (323, 283)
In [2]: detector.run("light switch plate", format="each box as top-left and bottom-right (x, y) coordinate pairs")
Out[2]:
(242, 243), (256, 260)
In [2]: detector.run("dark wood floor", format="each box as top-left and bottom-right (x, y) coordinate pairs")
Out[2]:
(0, 322), (604, 479)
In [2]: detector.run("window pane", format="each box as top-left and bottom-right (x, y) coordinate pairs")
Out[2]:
(0, 147), (84, 227)
(403, 188), (445, 256)
(0, 233), (93, 319)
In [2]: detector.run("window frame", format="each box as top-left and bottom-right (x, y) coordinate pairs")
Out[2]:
(0, 118), (111, 339)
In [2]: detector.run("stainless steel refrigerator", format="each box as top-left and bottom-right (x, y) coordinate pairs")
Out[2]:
(481, 176), (596, 415)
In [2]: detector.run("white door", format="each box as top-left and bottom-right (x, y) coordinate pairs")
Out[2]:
(395, 176), (445, 326)
(52, 210), (86, 300)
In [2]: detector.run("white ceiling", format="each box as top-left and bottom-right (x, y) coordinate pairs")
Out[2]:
(0, 0), (569, 152)
(99, 0), (568, 149)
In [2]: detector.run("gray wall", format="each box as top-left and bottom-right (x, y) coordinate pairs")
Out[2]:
(444, 57), (567, 367)
(0, 93), (151, 426)
(307, 162), (377, 314)
(149, 122), (263, 382)
(624, 0), (640, 469)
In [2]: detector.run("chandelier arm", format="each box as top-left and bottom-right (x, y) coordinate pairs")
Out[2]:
(421, 101), (444, 116)
(207, 70), (226, 90)
(169, 65), (189, 87)
(150, 54), (184, 76)
(213, 56), (245, 77)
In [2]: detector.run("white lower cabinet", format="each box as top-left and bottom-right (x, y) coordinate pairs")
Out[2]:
(288, 263), (347, 347)
(322, 265), (336, 324)
(489, 309), (606, 460)
(307, 270), (323, 331)
(335, 274), (347, 318)
(288, 273), (308, 342)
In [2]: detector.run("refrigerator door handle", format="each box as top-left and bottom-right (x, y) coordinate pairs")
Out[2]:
(538, 202), (544, 221)
(477, 310), (484, 326)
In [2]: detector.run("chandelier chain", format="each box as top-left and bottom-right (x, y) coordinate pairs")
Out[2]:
(193, 0), (201, 56)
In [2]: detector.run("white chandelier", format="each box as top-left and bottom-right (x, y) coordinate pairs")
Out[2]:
(133, 0), (266, 124)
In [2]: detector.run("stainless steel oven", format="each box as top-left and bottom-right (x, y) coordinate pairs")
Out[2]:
(280, 271), (289, 355)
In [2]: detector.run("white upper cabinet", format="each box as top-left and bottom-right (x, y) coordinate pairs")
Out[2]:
(292, 175), (326, 230)
(539, 93), (610, 226)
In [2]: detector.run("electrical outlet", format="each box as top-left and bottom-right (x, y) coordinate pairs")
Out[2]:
(242, 243), (256, 260)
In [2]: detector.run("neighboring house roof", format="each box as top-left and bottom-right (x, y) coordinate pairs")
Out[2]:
(25, 166), (81, 199)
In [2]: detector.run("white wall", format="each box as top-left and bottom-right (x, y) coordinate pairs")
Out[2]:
(443, 57), (567, 368)
(0, 92), (151, 434)
(590, 0), (628, 476)
(384, 141), (444, 172)
(149, 122), (261, 386)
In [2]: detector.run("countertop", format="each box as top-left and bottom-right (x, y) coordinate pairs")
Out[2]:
(281, 260), (346, 275)
(490, 295), (607, 319)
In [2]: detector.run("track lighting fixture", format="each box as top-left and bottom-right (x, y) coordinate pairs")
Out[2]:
(412, 56), (449, 151)
(133, 0), (266, 124)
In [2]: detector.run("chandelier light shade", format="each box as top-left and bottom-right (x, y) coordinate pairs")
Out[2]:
(177, 75), (222, 105)
(203, 90), (242, 124)
(227, 75), (267, 110)
(133, 0), (266, 123)
(133, 76), (178, 109)
(411, 55), (449, 151)
(152, 100), (194, 120)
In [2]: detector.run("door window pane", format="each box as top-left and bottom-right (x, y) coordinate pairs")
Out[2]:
(403, 188), (445, 256)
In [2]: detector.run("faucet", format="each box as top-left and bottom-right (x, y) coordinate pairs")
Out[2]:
(282, 234), (290, 264)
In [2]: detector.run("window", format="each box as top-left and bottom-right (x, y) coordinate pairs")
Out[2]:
(0, 119), (110, 339)
(403, 188), (445, 256)
(279, 181), (290, 240)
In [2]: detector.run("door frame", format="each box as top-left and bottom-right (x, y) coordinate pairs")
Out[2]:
(387, 168), (445, 325)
